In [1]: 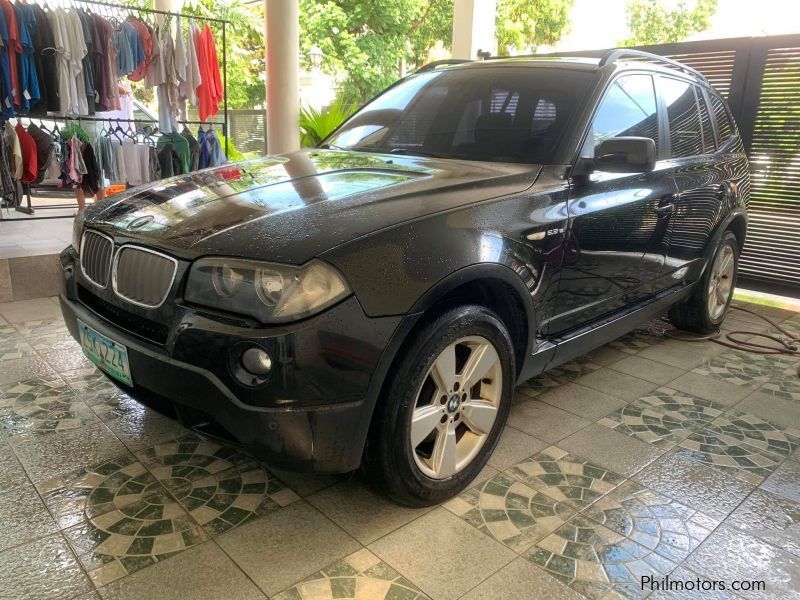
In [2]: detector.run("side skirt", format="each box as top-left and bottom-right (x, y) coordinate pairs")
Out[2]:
(517, 283), (694, 382)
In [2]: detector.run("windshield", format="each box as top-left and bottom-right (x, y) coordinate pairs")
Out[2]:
(325, 66), (595, 164)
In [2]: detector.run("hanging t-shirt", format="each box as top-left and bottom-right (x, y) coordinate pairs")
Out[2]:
(156, 132), (189, 174)
(93, 14), (120, 112)
(206, 130), (225, 168)
(81, 142), (101, 195)
(31, 5), (58, 113)
(13, 3), (40, 113)
(144, 24), (165, 89)
(182, 21), (202, 109)
(65, 10), (88, 116)
(94, 135), (117, 186)
(0, 133), (14, 202)
(25, 124), (55, 185)
(181, 127), (199, 171)
(121, 140), (142, 186)
(127, 18), (152, 82)
(48, 9), (75, 117)
(0, 0), (21, 108)
(0, 7), (14, 117)
(115, 20), (145, 77)
(76, 10), (96, 115)
(196, 24), (222, 120)
(112, 141), (126, 186)
(15, 123), (38, 183)
(5, 121), (21, 179)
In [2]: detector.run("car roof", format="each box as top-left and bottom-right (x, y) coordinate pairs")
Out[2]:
(433, 55), (711, 89)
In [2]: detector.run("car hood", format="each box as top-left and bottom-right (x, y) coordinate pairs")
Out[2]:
(86, 149), (541, 264)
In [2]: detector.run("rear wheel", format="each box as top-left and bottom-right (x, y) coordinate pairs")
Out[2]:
(669, 231), (739, 334)
(365, 305), (513, 506)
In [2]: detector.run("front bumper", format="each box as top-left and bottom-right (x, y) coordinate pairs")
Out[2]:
(59, 251), (411, 473)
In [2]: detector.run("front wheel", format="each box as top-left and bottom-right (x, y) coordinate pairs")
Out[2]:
(365, 305), (514, 506)
(669, 231), (739, 334)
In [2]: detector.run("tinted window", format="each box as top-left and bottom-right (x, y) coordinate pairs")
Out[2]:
(327, 67), (595, 163)
(696, 87), (716, 153)
(661, 77), (702, 158)
(709, 93), (733, 146)
(582, 74), (659, 157)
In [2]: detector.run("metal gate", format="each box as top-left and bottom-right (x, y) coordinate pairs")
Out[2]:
(551, 34), (800, 296)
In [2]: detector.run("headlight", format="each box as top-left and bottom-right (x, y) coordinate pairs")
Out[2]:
(72, 211), (85, 253)
(185, 257), (351, 323)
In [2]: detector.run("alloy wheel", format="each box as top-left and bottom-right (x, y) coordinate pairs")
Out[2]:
(409, 335), (502, 479)
(708, 244), (735, 320)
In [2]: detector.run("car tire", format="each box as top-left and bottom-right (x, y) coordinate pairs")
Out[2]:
(669, 231), (739, 334)
(364, 305), (514, 507)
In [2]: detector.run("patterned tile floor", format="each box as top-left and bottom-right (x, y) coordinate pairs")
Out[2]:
(0, 296), (799, 599)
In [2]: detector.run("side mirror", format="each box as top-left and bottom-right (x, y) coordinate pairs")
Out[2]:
(594, 136), (656, 173)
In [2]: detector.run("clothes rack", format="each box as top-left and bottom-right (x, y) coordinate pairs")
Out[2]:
(0, 0), (230, 220)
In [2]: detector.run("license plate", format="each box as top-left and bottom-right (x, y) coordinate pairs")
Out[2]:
(78, 320), (132, 386)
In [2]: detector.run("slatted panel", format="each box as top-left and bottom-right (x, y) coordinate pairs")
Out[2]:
(660, 51), (737, 98)
(738, 46), (800, 287)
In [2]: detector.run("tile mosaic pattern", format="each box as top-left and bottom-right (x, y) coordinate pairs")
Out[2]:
(598, 389), (724, 448)
(0, 377), (95, 436)
(547, 357), (602, 382)
(524, 516), (677, 599)
(447, 473), (576, 552)
(0, 335), (35, 361)
(608, 330), (663, 354)
(693, 349), (796, 388)
(63, 367), (128, 406)
(677, 412), (800, 484)
(137, 435), (299, 535)
(39, 454), (207, 586)
(583, 481), (718, 562)
(0, 300), (798, 599)
(516, 372), (566, 402)
(12, 318), (69, 338)
(756, 365), (800, 402)
(506, 446), (624, 510)
(273, 549), (429, 600)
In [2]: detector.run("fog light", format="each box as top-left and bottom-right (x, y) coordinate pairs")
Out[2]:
(241, 347), (272, 376)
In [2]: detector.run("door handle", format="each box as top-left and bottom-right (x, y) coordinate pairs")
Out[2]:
(654, 204), (674, 215)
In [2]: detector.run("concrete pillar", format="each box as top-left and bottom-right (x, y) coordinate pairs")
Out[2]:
(452, 0), (497, 60)
(265, 0), (300, 154)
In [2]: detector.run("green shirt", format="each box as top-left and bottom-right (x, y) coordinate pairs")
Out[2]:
(156, 132), (191, 174)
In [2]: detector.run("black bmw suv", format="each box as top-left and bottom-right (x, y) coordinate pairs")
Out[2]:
(60, 50), (749, 506)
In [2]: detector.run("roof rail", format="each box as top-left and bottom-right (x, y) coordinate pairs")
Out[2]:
(599, 48), (708, 83)
(415, 59), (473, 73)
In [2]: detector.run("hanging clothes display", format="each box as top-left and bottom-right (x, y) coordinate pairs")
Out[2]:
(0, 0), (230, 220)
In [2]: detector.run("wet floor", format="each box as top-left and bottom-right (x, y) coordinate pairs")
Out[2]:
(0, 296), (798, 599)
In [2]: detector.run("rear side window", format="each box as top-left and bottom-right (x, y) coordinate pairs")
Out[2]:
(696, 87), (716, 153)
(583, 74), (659, 157)
(661, 76), (702, 158)
(709, 93), (733, 146)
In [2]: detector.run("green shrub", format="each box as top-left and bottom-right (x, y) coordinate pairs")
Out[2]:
(300, 96), (356, 147)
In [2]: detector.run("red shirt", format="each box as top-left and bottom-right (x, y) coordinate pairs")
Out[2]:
(197, 25), (222, 120)
(16, 124), (38, 183)
(0, 0), (21, 108)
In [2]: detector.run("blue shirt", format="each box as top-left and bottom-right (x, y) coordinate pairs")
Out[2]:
(0, 8), (13, 117)
(114, 20), (145, 76)
(13, 3), (40, 113)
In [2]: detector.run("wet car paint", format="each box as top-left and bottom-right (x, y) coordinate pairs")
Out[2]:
(62, 58), (750, 473)
(85, 150), (541, 264)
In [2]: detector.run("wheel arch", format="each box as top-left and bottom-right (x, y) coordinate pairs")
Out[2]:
(407, 263), (536, 381)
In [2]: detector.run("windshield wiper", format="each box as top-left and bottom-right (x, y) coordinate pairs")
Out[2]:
(318, 143), (348, 150)
(388, 148), (448, 159)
